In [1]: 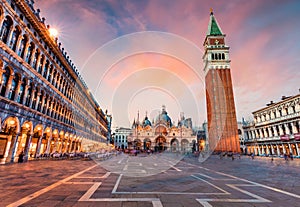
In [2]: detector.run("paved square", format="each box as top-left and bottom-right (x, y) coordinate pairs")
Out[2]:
(1, 154), (300, 206)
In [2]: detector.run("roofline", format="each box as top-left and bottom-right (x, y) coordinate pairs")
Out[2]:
(252, 93), (300, 114)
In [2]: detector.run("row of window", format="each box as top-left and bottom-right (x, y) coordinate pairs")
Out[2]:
(211, 53), (225, 60)
(245, 121), (300, 140)
(254, 104), (299, 123)
(0, 5), (107, 137)
(0, 8), (99, 122)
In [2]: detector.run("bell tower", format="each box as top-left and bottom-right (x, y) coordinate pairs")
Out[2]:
(203, 9), (240, 153)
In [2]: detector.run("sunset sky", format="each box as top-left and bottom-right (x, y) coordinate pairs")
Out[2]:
(35, 0), (300, 128)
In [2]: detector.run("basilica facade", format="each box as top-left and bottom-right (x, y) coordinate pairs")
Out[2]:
(0, 0), (110, 164)
(127, 106), (197, 152)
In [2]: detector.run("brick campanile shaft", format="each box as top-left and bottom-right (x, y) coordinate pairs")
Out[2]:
(203, 10), (240, 153)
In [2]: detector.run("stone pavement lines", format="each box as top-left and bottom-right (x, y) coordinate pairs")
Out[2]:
(6, 164), (100, 207)
(196, 184), (272, 207)
(66, 172), (164, 207)
(183, 162), (300, 206)
(111, 173), (229, 195)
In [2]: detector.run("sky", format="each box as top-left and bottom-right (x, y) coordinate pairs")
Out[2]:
(35, 0), (300, 129)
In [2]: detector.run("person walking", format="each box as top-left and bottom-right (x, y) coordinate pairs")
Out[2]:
(18, 151), (24, 163)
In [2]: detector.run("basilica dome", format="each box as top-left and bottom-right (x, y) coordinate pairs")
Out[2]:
(155, 106), (172, 127)
(143, 116), (152, 127)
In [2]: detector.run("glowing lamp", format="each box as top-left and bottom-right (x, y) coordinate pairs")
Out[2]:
(49, 28), (58, 37)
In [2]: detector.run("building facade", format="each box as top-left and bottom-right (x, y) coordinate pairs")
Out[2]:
(113, 127), (131, 150)
(0, 0), (109, 164)
(243, 94), (300, 157)
(203, 10), (240, 153)
(127, 106), (197, 152)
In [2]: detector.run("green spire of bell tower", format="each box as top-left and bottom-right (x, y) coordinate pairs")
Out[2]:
(206, 8), (223, 36)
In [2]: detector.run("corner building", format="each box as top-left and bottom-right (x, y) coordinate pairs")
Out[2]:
(243, 94), (300, 157)
(203, 11), (240, 153)
(0, 0), (109, 164)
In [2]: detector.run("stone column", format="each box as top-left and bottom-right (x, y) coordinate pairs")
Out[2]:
(5, 25), (14, 46)
(288, 143), (292, 155)
(268, 127), (273, 138)
(273, 126), (278, 137)
(14, 33), (23, 53)
(266, 145), (270, 155)
(276, 145), (280, 156)
(261, 145), (265, 154)
(4, 74), (14, 98)
(13, 79), (22, 102)
(259, 129), (264, 138)
(29, 47), (36, 66)
(35, 134), (43, 157)
(257, 145), (261, 155)
(22, 41), (30, 60)
(251, 131), (256, 139)
(34, 91), (41, 110)
(263, 128), (268, 138)
(284, 123), (291, 135)
(291, 122), (298, 134)
(45, 136), (52, 154)
(7, 132), (19, 163)
(279, 125), (284, 136)
(296, 143), (300, 156)
(23, 133), (33, 162)
(28, 88), (36, 109)
(38, 94), (45, 112)
(282, 144), (286, 154)
(21, 84), (29, 105)
(271, 145), (275, 155)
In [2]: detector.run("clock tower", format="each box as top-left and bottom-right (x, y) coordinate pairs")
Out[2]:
(203, 9), (240, 153)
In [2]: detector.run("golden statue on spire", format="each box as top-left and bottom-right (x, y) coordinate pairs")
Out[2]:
(210, 8), (213, 15)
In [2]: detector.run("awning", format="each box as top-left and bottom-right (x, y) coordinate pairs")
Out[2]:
(280, 135), (289, 141)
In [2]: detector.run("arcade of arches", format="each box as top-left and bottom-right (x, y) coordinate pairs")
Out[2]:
(0, 1), (110, 163)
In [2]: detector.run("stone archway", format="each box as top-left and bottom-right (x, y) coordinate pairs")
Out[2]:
(1, 116), (19, 163)
(144, 138), (151, 150)
(18, 121), (33, 162)
(155, 136), (167, 152)
(133, 139), (142, 150)
(170, 138), (179, 152)
(181, 139), (189, 153)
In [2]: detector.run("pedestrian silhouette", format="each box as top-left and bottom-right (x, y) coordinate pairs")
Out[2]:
(18, 151), (24, 163)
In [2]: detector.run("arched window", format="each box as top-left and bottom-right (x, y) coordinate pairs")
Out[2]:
(37, 55), (44, 73)
(55, 74), (60, 88)
(37, 91), (43, 111)
(52, 70), (57, 85)
(31, 88), (38, 109)
(0, 16), (13, 44)
(32, 49), (39, 69)
(42, 95), (48, 114)
(9, 26), (21, 51)
(18, 78), (26, 103)
(25, 82), (32, 107)
(8, 74), (19, 100)
(222, 53), (225, 60)
(211, 53), (214, 60)
(0, 68), (10, 96)
(47, 65), (53, 81)
(43, 60), (49, 78)
(18, 35), (28, 58)
(26, 42), (35, 63)
(218, 53), (221, 60)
